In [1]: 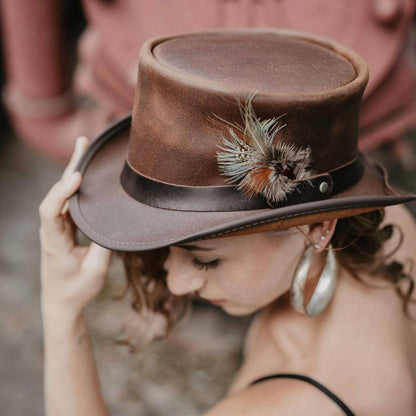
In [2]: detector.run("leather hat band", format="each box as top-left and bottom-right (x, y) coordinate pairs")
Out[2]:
(120, 154), (365, 212)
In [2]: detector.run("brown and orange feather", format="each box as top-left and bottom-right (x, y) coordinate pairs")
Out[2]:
(216, 93), (315, 204)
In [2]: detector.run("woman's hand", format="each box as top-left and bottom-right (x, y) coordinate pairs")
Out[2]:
(39, 137), (112, 321)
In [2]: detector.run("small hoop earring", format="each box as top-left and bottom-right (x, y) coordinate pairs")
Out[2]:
(290, 243), (337, 317)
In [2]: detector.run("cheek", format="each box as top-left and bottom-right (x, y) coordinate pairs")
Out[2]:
(261, 245), (303, 293)
(219, 239), (304, 303)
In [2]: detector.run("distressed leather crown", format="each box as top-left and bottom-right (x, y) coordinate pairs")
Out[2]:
(68, 29), (415, 251)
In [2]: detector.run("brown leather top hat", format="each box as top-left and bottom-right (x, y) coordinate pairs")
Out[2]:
(68, 29), (416, 251)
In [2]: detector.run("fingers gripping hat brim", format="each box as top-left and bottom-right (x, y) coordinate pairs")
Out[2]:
(68, 116), (415, 251)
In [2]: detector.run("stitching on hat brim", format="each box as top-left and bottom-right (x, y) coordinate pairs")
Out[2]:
(74, 201), (406, 249)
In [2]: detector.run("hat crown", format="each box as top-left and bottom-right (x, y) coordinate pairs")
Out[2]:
(127, 29), (368, 187)
(153, 33), (356, 95)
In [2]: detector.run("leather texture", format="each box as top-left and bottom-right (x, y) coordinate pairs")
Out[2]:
(67, 115), (413, 251)
(67, 30), (416, 251)
(120, 153), (365, 211)
(127, 30), (367, 186)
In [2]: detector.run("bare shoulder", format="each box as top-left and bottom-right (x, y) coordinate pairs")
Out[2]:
(204, 377), (349, 416)
(204, 366), (416, 416)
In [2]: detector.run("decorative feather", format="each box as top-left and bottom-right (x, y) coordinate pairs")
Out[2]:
(216, 93), (315, 205)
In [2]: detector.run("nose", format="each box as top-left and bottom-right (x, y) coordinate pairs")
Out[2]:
(164, 250), (207, 296)
(166, 266), (207, 296)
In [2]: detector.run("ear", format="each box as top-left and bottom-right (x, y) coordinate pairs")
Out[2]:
(305, 219), (337, 252)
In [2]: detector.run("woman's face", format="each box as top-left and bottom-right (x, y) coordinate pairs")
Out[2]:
(164, 227), (310, 316)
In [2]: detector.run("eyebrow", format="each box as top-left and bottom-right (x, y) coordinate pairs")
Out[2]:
(174, 244), (217, 251)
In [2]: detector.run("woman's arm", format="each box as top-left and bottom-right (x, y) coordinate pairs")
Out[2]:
(39, 137), (112, 416)
(42, 310), (110, 416)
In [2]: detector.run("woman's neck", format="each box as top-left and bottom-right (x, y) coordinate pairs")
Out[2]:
(258, 266), (411, 372)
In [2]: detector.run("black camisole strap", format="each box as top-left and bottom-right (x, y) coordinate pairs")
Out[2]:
(250, 373), (355, 416)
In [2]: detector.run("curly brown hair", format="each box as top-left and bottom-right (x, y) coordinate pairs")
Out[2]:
(115, 208), (415, 352)
(116, 247), (189, 348)
(331, 209), (415, 318)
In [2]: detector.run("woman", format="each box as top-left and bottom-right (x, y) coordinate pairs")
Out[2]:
(39, 29), (416, 415)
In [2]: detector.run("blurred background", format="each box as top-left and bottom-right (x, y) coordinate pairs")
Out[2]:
(0, 1), (415, 415)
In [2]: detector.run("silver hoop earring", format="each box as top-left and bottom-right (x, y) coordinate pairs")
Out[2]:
(290, 243), (337, 317)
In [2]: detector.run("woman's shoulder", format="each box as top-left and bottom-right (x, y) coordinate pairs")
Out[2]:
(204, 375), (352, 416)
(204, 369), (416, 415)
(206, 371), (416, 415)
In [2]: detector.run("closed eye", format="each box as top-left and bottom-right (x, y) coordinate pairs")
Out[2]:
(192, 257), (219, 270)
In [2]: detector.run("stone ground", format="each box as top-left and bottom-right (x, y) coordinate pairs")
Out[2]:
(0, 124), (415, 416)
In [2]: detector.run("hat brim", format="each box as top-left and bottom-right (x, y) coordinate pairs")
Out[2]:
(68, 116), (416, 251)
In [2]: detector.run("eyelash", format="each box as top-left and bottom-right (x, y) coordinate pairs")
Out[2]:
(192, 257), (219, 270)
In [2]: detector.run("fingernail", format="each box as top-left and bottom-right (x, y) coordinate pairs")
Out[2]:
(76, 136), (88, 148)
(64, 171), (81, 185)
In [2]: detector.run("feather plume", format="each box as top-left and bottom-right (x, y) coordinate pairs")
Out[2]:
(216, 94), (315, 205)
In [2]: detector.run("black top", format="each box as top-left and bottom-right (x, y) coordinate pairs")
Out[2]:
(250, 373), (355, 415)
